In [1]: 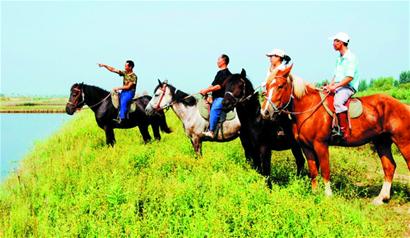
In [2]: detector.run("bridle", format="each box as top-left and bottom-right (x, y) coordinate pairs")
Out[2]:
(224, 78), (258, 107)
(264, 75), (294, 114)
(155, 83), (168, 110)
(67, 87), (85, 109)
(67, 86), (111, 110)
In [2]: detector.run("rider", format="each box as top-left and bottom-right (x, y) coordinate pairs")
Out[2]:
(200, 54), (232, 138)
(98, 60), (137, 124)
(326, 32), (359, 139)
(265, 49), (292, 136)
(265, 48), (292, 83)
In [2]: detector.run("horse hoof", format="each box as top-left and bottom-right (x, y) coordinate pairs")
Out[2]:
(372, 197), (386, 206)
(324, 189), (333, 197)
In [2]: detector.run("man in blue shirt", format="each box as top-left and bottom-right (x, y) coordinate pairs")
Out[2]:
(326, 32), (359, 139)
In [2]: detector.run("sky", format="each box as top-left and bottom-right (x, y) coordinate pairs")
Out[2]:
(1, 1), (409, 96)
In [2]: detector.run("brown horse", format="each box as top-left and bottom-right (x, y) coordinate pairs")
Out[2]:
(261, 65), (410, 205)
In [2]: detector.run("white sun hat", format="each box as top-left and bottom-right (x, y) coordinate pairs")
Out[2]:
(266, 48), (286, 57)
(329, 32), (350, 43)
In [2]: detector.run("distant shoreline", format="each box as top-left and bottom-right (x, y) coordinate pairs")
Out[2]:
(0, 96), (67, 113)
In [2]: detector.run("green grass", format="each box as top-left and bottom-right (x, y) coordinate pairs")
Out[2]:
(0, 97), (67, 112)
(0, 111), (409, 237)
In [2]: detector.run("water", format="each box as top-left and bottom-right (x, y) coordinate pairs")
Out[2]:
(0, 113), (71, 181)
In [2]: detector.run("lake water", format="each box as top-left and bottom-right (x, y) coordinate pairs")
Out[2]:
(0, 113), (71, 181)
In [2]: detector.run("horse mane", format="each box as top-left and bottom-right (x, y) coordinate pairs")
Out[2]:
(82, 83), (110, 95)
(154, 83), (197, 106)
(290, 74), (311, 99)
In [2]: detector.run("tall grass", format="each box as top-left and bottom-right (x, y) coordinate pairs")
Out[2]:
(1, 111), (409, 237)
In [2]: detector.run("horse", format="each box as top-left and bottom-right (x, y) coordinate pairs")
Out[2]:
(222, 69), (305, 183)
(145, 80), (241, 155)
(66, 83), (171, 146)
(261, 65), (410, 204)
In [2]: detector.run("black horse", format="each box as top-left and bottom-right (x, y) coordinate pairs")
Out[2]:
(66, 83), (171, 145)
(222, 69), (305, 184)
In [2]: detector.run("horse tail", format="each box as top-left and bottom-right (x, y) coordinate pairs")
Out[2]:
(158, 110), (172, 133)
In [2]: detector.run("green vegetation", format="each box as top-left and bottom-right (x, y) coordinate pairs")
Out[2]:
(0, 96), (67, 113)
(1, 111), (409, 237)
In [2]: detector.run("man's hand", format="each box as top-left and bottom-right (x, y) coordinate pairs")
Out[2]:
(98, 63), (120, 74)
(324, 84), (337, 93)
(199, 89), (208, 96)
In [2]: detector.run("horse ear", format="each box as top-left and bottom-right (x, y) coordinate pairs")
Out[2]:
(279, 64), (293, 77)
(240, 68), (246, 78)
(157, 79), (162, 85)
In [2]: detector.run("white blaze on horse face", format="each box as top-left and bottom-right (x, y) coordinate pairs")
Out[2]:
(263, 86), (275, 115)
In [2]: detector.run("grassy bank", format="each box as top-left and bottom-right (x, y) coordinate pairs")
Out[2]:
(0, 96), (66, 113)
(0, 111), (409, 237)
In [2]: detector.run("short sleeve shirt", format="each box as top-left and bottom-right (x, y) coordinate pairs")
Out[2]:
(334, 50), (359, 91)
(119, 70), (137, 90)
(211, 68), (232, 98)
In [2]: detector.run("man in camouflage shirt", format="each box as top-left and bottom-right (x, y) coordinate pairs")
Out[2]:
(98, 60), (137, 123)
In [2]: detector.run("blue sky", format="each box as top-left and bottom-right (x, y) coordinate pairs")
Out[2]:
(1, 1), (409, 96)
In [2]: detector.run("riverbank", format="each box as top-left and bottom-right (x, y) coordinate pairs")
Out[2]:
(0, 96), (67, 113)
(1, 110), (409, 237)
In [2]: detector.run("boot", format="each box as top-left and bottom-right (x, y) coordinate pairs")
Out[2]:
(336, 112), (350, 139)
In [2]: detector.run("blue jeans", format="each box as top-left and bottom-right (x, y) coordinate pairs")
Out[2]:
(209, 97), (223, 131)
(119, 90), (135, 119)
(334, 87), (354, 113)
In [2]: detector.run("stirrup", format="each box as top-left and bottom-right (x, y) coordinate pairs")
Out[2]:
(113, 118), (122, 124)
(331, 126), (342, 137)
(202, 130), (214, 138)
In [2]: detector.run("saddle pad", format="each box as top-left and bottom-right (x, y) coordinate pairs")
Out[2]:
(111, 91), (143, 113)
(194, 95), (236, 121)
(319, 92), (363, 119)
(111, 91), (119, 109)
(347, 98), (363, 118)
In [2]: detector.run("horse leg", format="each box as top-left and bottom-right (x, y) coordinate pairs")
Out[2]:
(301, 146), (320, 193)
(240, 134), (260, 171)
(104, 126), (116, 146)
(191, 136), (202, 157)
(395, 141), (410, 170)
(239, 134), (254, 164)
(259, 143), (272, 188)
(290, 144), (305, 176)
(313, 142), (332, 196)
(152, 121), (161, 140)
(138, 125), (151, 143)
(373, 138), (395, 205)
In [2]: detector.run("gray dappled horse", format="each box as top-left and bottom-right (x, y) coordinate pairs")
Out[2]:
(145, 80), (241, 155)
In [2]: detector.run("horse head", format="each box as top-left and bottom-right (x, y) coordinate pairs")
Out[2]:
(222, 68), (256, 112)
(66, 83), (85, 115)
(145, 79), (174, 115)
(261, 65), (293, 120)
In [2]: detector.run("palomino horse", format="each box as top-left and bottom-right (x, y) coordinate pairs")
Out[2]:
(222, 69), (305, 182)
(261, 65), (410, 204)
(66, 83), (171, 146)
(145, 80), (241, 155)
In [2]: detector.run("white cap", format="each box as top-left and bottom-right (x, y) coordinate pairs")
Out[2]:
(266, 48), (286, 57)
(329, 32), (350, 43)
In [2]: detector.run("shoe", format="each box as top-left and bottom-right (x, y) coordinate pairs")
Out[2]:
(336, 112), (350, 139)
(202, 130), (214, 138)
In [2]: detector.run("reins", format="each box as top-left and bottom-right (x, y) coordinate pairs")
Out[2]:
(68, 87), (111, 109)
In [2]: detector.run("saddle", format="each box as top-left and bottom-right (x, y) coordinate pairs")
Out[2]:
(111, 91), (144, 114)
(194, 95), (236, 121)
(319, 91), (363, 130)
